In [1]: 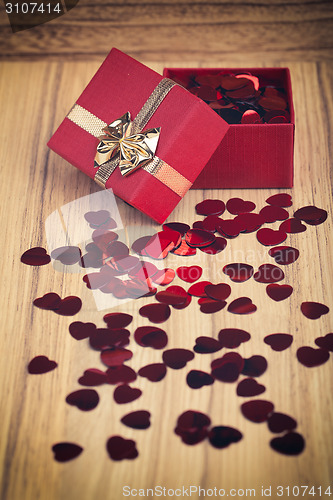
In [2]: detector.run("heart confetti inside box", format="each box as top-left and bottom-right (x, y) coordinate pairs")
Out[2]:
(48, 48), (229, 224)
(163, 67), (295, 189)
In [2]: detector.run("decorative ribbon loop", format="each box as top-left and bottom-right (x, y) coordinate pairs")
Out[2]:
(94, 111), (161, 177)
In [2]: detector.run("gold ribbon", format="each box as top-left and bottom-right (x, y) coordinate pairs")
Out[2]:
(66, 78), (192, 197)
(94, 112), (160, 177)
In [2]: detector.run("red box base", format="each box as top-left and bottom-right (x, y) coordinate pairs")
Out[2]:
(163, 67), (295, 189)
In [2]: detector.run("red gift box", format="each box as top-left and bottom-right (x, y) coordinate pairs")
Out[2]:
(48, 49), (229, 224)
(163, 67), (295, 189)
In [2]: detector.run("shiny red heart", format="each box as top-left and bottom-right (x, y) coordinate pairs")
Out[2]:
(162, 348), (194, 369)
(266, 284), (293, 301)
(27, 355), (58, 374)
(268, 246), (299, 265)
(296, 346), (330, 367)
(241, 400), (274, 423)
(186, 370), (214, 389)
(204, 283), (231, 301)
(113, 384), (142, 404)
(188, 281), (212, 297)
(315, 333), (333, 352)
(78, 369), (107, 386)
(236, 378), (266, 397)
(66, 389), (99, 411)
(257, 228), (287, 246)
(106, 436), (138, 460)
(226, 197), (256, 215)
(253, 264), (284, 283)
(227, 297), (257, 314)
(139, 303), (171, 323)
(266, 193), (292, 207)
(21, 247), (51, 266)
(198, 298), (227, 314)
(270, 432), (305, 456)
(176, 265), (202, 283)
(69, 321), (96, 340)
(264, 333), (293, 351)
(138, 363), (167, 382)
(100, 347), (133, 367)
(279, 218), (306, 234)
(300, 301), (329, 319)
(134, 326), (168, 349)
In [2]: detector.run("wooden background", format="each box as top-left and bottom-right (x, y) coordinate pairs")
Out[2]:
(0, 2), (333, 500)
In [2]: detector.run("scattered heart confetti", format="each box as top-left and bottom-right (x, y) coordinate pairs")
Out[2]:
(195, 199), (225, 216)
(104, 241), (129, 258)
(235, 213), (265, 233)
(121, 410), (151, 429)
(163, 222), (190, 235)
(264, 334), (293, 352)
(84, 210), (113, 227)
(172, 293), (192, 309)
(294, 205), (327, 225)
(186, 370), (214, 389)
(198, 298), (227, 314)
(315, 333), (333, 352)
(33, 292), (61, 310)
(134, 326), (168, 349)
(106, 365), (137, 385)
(176, 266), (202, 283)
(204, 283), (231, 301)
(139, 303), (171, 323)
(28, 355), (58, 374)
(236, 378), (266, 397)
(193, 337), (223, 354)
(227, 297), (257, 314)
(253, 264), (284, 283)
(211, 353), (244, 383)
(201, 215), (220, 233)
(257, 228), (287, 246)
(155, 285), (189, 305)
(100, 347), (133, 367)
(113, 384), (142, 404)
(266, 193), (292, 207)
(268, 246), (299, 265)
(216, 219), (242, 238)
(175, 410), (211, 445)
(185, 229), (216, 248)
(279, 218), (307, 234)
(162, 349), (194, 369)
(78, 369), (107, 386)
(51, 246), (82, 265)
(270, 432), (305, 455)
(218, 328), (251, 348)
(89, 328), (130, 350)
(267, 412), (297, 433)
(131, 235), (154, 255)
(296, 347), (330, 367)
(241, 400), (274, 423)
(55, 296), (82, 316)
(171, 240), (196, 256)
(52, 442), (83, 462)
(300, 301), (329, 320)
(138, 363), (167, 382)
(199, 236), (227, 254)
(21, 247), (51, 266)
(66, 389), (99, 411)
(103, 312), (133, 328)
(106, 436), (138, 460)
(69, 321), (96, 340)
(188, 281), (212, 297)
(208, 426), (243, 449)
(242, 355), (268, 377)
(222, 263), (254, 282)
(226, 198), (256, 215)
(151, 268), (175, 286)
(259, 205), (289, 223)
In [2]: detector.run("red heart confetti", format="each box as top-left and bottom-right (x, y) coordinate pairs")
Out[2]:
(204, 283), (231, 301)
(226, 198), (256, 215)
(315, 333), (333, 352)
(296, 347), (330, 367)
(172, 293), (192, 310)
(113, 384), (142, 404)
(300, 301), (329, 320)
(211, 353), (244, 383)
(267, 412), (297, 433)
(51, 246), (82, 265)
(279, 218), (307, 234)
(28, 355), (58, 374)
(131, 235), (154, 255)
(227, 297), (257, 314)
(270, 432), (305, 456)
(155, 285), (189, 305)
(56, 296), (82, 316)
(257, 228), (287, 246)
(21, 247), (51, 266)
(163, 222), (190, 235)
(106, 436), (138, 460)
(66, 389), (99, 411)
(195, 199), (225, 216)
(199, 236), (227, 254)
(208, 426), (243, 449)
(103, 312), (133, 328)
(218, 328), (251, 348)
(241, 400), (274, 423)
(103, 241), (129, 259)
(253, 264), (284, 283)
(162, 349), (194, 369)
(176, 266), (202, 283)
(185, 229), (216, 248)
(259, 205), (289, 223)
(138, 363), (167, 382)
(266, 193), (292, 207)
(193, 337), (222, 354)
(92, 230), (118, 252)
(151, 268), (175, 285)
(69, 321), (96, 340)
(106, 365), (137, 385)
(89, 328), (130, 350)
(198, 298), (227, 314)
(134, 326), (168, 349)
(171, 240), (197, 256)
(201, 215), (220, 233)
(268, 246), (299, 265)
(78, 369), (107, 386)
(216, 219), (242, 238)
(264, 333), (293, 351)
(100, 347), (133, 367)
(242, 355), (268, 377)
(175, 410), (211, 445)
(33, 292), (61, 310)
(235, 213), (265, 233)
(52, 442), (83, 462)
(186, 370), (214, 389)
(84, 210), (113, 227)
(236, 378), (266, 397)
(188, 281), (212, 297)
(223, 263), (254, 282)
(294, 205), (327, 225)
(139, 303), (171, 323)
(121, 410), (151, 430)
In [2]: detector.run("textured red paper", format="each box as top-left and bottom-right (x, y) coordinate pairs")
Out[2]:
(163, 67), (294, 189)
(48, 49), (229, 223)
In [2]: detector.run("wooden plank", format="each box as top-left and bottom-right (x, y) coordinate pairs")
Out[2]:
(0, 59), (332, 500)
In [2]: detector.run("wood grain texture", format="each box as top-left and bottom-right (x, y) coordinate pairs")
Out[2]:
(0, 1), (333, 61)
(0, 57), (332, 500)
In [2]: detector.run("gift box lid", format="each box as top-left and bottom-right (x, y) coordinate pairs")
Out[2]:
(48, 48), (229, 224)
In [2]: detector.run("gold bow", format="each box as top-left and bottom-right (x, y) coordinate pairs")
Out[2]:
(94, 112), (160, 177)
